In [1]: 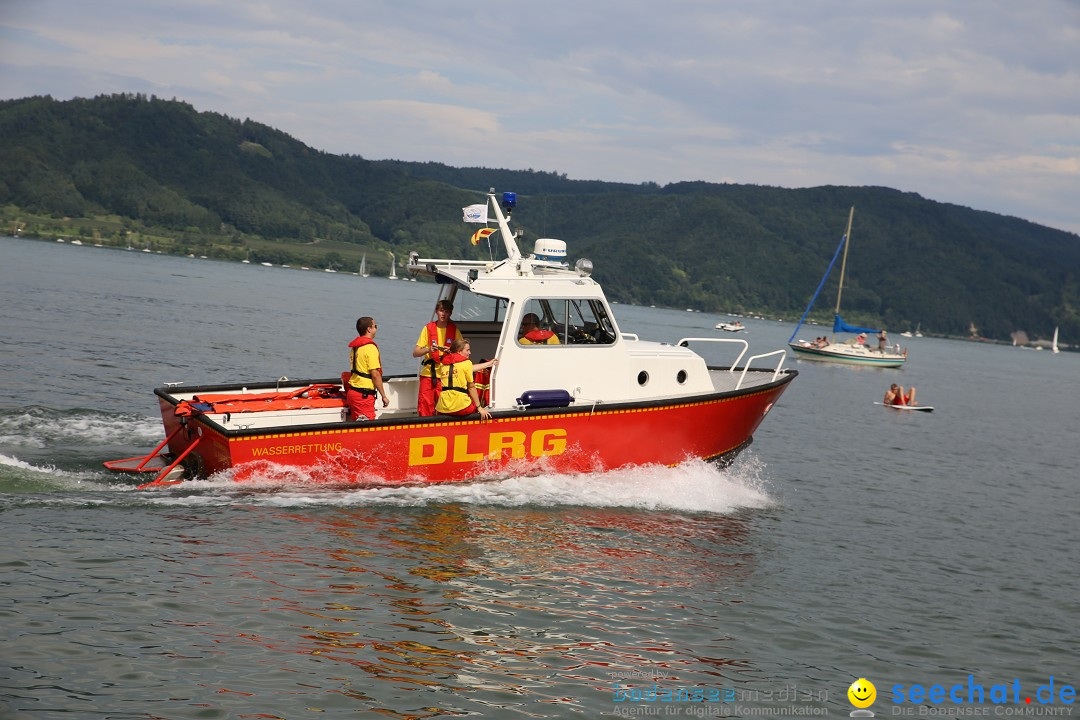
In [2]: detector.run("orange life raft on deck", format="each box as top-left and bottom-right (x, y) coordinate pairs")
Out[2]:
(174, 383), (345, 417)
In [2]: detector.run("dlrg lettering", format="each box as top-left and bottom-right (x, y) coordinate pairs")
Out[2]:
(408, 428), (567, 465)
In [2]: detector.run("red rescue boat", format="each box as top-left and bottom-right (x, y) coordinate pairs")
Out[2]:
(106, 190), (796, 488)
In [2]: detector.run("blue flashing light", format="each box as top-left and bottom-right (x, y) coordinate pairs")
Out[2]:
(502, 192), (517, 209)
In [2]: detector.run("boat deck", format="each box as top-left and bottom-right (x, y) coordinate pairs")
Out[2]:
(708, 366), (786, 393)
(159, 366), (790, 434)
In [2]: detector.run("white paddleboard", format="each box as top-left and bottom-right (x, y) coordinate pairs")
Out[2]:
(875, 402), (934, 412)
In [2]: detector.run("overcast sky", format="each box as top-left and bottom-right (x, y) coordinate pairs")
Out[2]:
(2, 1), (1079, 235)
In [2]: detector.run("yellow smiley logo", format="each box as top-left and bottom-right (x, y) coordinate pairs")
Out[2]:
(848, 678), (876, 708)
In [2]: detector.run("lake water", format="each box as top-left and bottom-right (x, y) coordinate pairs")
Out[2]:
(2, 236), (1077, 719)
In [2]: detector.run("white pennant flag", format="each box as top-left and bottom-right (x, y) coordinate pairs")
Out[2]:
(462, 204), (489, 223)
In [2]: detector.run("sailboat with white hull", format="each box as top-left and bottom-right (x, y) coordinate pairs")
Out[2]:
(788, 207), (908, 368)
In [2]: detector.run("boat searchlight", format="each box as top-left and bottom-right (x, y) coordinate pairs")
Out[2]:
(575, 258), (594, 277)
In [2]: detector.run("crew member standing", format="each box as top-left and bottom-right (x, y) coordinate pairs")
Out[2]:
(412, 299), (464, 416)
(345, 316), (389, 421)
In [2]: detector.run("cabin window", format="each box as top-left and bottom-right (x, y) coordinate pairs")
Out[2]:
(516, 298), (617, 346)
(443, 285), (507, 323)
(438, 284), (506, 360)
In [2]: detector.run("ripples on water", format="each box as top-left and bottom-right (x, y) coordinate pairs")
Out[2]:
(2, 238), (1078, 718)
(3, 410), (779, 718)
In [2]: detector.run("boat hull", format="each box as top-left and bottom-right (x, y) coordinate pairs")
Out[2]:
(788, 343), (906, 368)
(154, 374), (794, 486)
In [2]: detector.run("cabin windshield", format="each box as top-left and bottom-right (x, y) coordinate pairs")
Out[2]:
(517, 297), (617, 346)
(435, 284), (507, 360)
(441, 284), (507, 323)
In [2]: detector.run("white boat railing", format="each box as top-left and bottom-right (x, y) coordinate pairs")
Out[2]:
(677, 338), (788, 389)
(678, 337), (749, 367)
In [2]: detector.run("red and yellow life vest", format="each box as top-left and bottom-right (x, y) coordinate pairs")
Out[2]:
(435, 352), (474, 414)
(347, 336), (380, 391)
(420, 320), (460, 377)
(521, 328), (559, 344)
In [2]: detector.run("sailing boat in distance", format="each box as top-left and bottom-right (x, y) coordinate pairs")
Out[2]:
(388, 252), (398, 280)
(1052, 326), (1060, 354)
(788, 206), (908, 367)
(359, 253), (369, 277)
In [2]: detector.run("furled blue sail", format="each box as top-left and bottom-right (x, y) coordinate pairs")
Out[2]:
(833, 314), (879, 335)
(787, 231), (847, 343)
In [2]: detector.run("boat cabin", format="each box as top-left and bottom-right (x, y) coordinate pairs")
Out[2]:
(159, 192), (786, 433)
(405, 224), (718, 412)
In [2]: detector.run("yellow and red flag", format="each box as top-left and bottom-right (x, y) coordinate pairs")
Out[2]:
(470, 227), (496, 245)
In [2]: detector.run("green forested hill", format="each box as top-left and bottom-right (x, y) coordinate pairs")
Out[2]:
(2, 93), (1078, 342)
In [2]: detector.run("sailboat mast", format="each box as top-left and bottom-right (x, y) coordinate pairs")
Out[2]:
(834, 206), (855, 315)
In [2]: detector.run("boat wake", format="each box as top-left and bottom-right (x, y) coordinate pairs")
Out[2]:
(162, 455), (772, 513)
(0, 408), (774, 514)
(0, 406), (162, 448)
(1, 452), (773, 515)
(0, 408), (166, 496)
(0, 452), (128, 494)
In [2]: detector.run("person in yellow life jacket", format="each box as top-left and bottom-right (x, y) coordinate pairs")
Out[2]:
(518, 312), (561, 345)
(344, 316), (389, 421)
(412, 299), (464, 416)
(435, 338), (497, 420)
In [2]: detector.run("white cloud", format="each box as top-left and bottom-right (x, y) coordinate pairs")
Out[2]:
(1, 0), (1078, 234)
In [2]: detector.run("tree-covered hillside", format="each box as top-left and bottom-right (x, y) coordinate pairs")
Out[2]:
(2, 93), (1078, 342)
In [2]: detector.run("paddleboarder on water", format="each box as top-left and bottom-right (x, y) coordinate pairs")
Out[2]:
(884, 383), (917, 406)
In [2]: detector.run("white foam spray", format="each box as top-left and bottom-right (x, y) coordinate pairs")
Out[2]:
(148, 456), (773, 514)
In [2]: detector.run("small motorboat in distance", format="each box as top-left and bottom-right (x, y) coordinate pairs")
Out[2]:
(715, 321), (745, 332)
(106, 190), (797, 489)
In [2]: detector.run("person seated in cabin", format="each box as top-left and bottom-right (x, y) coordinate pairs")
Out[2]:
(435, 338), (497, 420)
(345, 316), (389, 421)
(884, 383), (917, 406)
(856, 333), (867, 346)
(518, 313), (561, 345)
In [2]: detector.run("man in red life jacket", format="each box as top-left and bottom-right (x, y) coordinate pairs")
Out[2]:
(345, 316), (389, 421)
(412, 300), (464, 416)
(518, 313), (561, 345)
